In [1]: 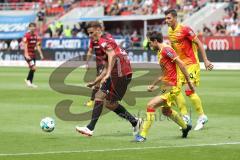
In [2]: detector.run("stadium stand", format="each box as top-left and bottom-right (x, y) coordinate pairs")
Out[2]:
(207, 1), (240, 36)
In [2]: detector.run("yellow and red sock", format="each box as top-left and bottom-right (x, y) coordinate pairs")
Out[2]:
(140, 107), (155, 138)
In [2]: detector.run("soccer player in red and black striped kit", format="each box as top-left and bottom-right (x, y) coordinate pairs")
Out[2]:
(23, 22), (44, 88)
(84, 24), (112, 107)
(76, 21), (142, 136)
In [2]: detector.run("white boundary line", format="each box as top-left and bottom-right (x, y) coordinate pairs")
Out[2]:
(0, 141), (240, 157)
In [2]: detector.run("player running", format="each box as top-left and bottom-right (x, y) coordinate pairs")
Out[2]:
(165, 9), (214, 130)
(76, 21), (142, 136)
(23, 22), (44, 88)
(135, 31), (194, 142)
(84, 23), (112, 107)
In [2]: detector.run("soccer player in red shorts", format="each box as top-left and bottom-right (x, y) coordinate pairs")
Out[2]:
(76, 21), (142, 136)
(23, 22), (44, 88)
(85, 24), (113, 107)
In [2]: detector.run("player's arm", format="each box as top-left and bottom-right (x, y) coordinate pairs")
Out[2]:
(105, 47), (116, 76)
(23, 38), (30, 60)
(37, 41), (44, 60)
(100, 47), (116, 84)
(147, 76), (162, 92)
(95, 65), (107, 83)
(193, 37), (213, 71)
(87, 64), (107, 88)
(86, 47), (93, 69)
(174, 57), (195, 92)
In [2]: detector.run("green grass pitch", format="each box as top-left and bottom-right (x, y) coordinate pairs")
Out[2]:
(0, 67), (240, 160)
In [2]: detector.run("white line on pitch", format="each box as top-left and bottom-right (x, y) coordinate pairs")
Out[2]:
(0, 141), (240, 157)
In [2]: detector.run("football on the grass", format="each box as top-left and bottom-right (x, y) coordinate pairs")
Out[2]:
(40, 117), (55, 132)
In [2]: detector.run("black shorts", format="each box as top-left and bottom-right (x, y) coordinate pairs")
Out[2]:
(25, 57), (36, 68)
(100, 74), (132, 102)
(96, 64), (105, 76)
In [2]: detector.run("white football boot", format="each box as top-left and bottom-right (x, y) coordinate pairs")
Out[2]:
(76, 126), (93, 136)
(30, 83), (38, 88)
(194, 115), (208, 131)
(179, 115), (191, 130)
(25, 79), (38, 88)
(25, 79), (32, 87)
(133, 118), (143, 136)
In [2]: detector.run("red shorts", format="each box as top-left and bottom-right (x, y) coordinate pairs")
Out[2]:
(100, 74), (132, 102)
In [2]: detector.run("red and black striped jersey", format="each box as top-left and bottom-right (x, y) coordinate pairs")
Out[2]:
(89, 32), (112, 66)
(97, 35), (132, 77)
(23, 32), (40, 58)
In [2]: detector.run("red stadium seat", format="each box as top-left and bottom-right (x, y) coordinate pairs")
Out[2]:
(121, 11), (133, 16)
(46, 7), (64, 16)
(79, 0), (97, 7)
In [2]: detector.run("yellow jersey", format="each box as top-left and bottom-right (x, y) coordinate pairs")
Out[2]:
(168, 24), (199, 65)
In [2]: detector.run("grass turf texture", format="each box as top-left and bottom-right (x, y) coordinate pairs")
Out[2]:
(0, 67), (239, 160)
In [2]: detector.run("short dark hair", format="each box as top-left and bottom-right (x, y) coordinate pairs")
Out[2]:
(29, 22), (36, 27)
(86, 21), (102, 29)
(147, 31), (163, 43)
(164, 9), (177, 17)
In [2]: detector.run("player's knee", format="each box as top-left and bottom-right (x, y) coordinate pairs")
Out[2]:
(105, 101), (118, 110)
(147, 101), (157, 108)
(162, 107), (172, 116)
(94, 90), (106, 101)
(185, 90), (194, 96)
(93, 86), (100, 91)
(31, 66), (36, 71)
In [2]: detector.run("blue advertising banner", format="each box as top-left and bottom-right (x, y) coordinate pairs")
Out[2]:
(0, 14), (36, 40)
(41, 38), (90, 49)
(41, 37), (126, 49)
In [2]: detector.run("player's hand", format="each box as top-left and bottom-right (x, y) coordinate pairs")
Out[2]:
(187, 81), (195, 93)
(87, 81), (96, 88)
(100, 75), (109, 85)
(147, 85), (155, 92)
(204, 60), (214, 71)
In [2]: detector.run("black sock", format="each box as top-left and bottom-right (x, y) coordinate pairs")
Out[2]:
(113, 104), (137, 127)
(90, 88), (99, 101)
(87, 101), (103, 131)
(27, 70), (35, 83)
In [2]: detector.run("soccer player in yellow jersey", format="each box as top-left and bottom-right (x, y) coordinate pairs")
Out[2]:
(164, 9), (214, 130)
(135, 31), (195, 142)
